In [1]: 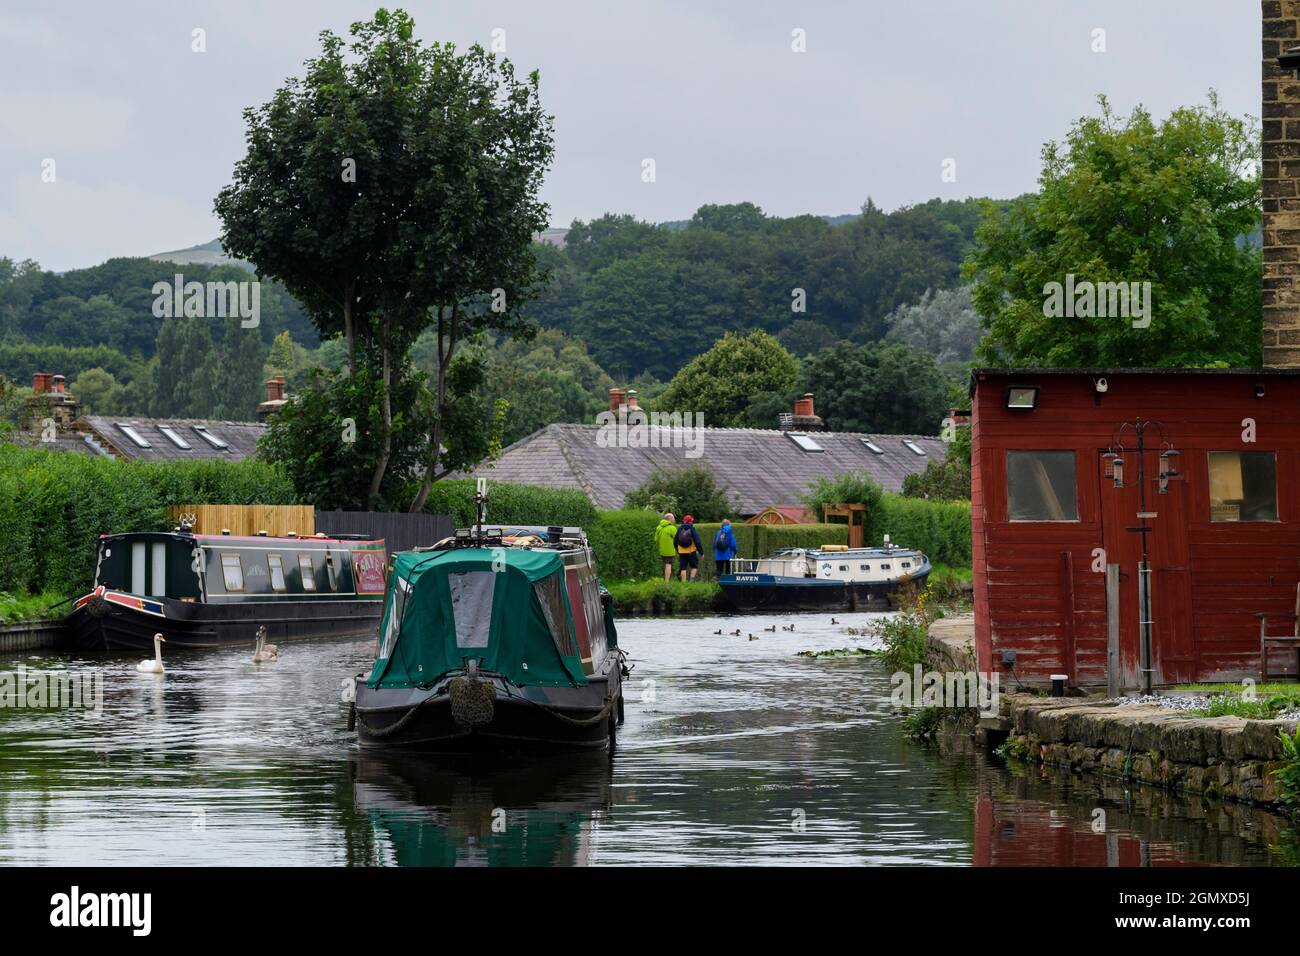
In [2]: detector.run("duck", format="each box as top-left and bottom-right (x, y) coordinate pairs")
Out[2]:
(713, 629), (722, 635)
(782, 624), (796, 632)
(137, 633), (166, 674)
(748, 633), (758, 641)
(764, 625), (776, 633)
(830, 618), (840, 625)
(253, 626), (279, 664)
(731, 629), (742, 637)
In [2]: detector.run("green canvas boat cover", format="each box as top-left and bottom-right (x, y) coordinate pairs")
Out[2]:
(367, 548), (588, 690)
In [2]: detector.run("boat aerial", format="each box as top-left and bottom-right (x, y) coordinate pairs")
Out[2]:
(350, 481), (626, 752)
(718, 536), (931, 612)
(64, 522), (388, 651)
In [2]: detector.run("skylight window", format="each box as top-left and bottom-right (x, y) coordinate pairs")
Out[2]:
(193, 425), (229, 450)
(788, 433), (823, 452)
(158, 425), (192, 450)
(902, 439), (927, 456)
(862, 438), (884, 454)
(116, 423), (152, 449)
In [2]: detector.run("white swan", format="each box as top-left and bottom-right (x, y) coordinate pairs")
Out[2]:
(252, 626), (279, 664)
(137, 633), (166, 674)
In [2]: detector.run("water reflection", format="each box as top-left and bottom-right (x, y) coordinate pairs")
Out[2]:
(0, 614), (1294, 866)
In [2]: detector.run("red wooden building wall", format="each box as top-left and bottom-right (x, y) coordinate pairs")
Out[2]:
(971, 368), (1300, 688)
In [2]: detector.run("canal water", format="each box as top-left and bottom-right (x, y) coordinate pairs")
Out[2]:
(0, 613), (1294, 866)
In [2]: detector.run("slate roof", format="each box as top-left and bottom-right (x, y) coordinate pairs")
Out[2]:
(468, 423), (946, 514)
(77, 416), (265, 462)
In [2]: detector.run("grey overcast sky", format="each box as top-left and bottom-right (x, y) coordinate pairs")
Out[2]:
(0, 0), (1258, 272)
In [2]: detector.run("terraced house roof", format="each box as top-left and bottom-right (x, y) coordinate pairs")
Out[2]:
(467, 423), (946, 514)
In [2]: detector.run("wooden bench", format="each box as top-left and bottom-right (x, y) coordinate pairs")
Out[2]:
(1257, 585), (1300, 681)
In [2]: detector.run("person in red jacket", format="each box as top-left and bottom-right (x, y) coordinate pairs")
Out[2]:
(674, 514), (704, 582)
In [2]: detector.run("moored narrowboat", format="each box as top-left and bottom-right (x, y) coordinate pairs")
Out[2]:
(64, 529), (388, 651)
(719, 539), (931, 612)
(350, 524), (626, 752)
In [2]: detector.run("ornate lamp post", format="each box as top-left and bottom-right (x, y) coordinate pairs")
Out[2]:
(1102, 418), (1179, 694)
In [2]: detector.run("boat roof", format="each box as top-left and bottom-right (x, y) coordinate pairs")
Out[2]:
(99, 531), (383, 546)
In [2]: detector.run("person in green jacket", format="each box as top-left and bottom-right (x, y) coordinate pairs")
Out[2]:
(655, 512), (678, 582)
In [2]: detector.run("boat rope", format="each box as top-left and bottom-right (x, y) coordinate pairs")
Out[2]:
(354, 694), (440, 738)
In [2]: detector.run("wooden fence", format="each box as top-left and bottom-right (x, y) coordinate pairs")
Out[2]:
(168, 504), (316, 537)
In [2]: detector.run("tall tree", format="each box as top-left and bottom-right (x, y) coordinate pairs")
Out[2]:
(654, 330), (799, 428)
(802, 342), (949, 436)
(216, 9), (554, 510)
(965, 94), (1261, 367)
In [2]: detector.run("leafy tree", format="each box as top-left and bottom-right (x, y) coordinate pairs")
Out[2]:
(152, 317), (216, 418)
(802, 471), (884, 518)
(902, 426), (971, 500)
(802, 341), (948, 435)
(624, 464), (736, 522)
(884, 285), (982, 365)
(654, 330), (798, 427)
(265, 330), (295, 378)
(965, 94), (1261, 367)
(207, 315), (267, 420)
(69, 367), (125, 416)
(215, 9), (554, 509)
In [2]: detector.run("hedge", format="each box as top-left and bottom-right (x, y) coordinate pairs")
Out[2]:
(869, 494), (971, 567)
(0, 445), (298, 598)
(588, 509), (849, 582)
(421, 479), (598, 528)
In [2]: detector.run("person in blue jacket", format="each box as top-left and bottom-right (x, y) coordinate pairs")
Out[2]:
(712, 518), (738, 577)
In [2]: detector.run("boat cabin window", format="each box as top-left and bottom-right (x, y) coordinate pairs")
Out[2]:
(838, 564), (849, 571)
(1007, 450), (1078, 521)
(268, 554), (287, 592)
(220, 553), (244, 591)
(1209, 451), (1277, 522)
(325, 553), (338, 590)
(151, 542), (166, 596)
(860, 564), (870, 571)
(881, 563), (892, 570)
(298, 555), (316, 591)
(131, 542), (146, 594)
(901, 561), (911, 569)
(449, 571), (495, 648)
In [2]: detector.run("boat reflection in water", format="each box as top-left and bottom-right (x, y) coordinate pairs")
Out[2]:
(349, 751), (613, 866)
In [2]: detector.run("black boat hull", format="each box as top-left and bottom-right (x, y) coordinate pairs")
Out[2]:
(64, 589), (383, 651)
(719, 572), (930, 612)
(353, 662), (624, 752)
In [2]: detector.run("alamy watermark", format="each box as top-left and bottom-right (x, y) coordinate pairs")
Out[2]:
(0, 664), (103, 718)
(1042, 273), (1150, 329)
(595, 408), (705, 459)
(151, 273), (260, 328)
(890, 665), (1000, 718)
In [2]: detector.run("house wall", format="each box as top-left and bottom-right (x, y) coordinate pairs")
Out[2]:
(972, 370), (1300, 688)
(1263, 1), (1300, 366)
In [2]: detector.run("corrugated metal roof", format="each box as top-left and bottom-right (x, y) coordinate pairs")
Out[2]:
(469, 423), (947, 513)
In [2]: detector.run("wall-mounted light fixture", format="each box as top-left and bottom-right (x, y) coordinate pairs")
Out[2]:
(1255, 383), (1266, 399)
(1005, 385), (1039, 410)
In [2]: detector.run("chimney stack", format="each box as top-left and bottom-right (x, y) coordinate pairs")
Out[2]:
(32, 372), (51, 394)
(1264, 8), (1300, 365)
(791, 392), (824, 431)
(626, 389), (638, 411)
(52, 374), (65, 394)
(608, 387), (625, 413)
(24, 371), (79, 431)
(257, 376), (288, 422)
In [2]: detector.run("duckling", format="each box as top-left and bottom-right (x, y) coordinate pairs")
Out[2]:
(748, 633), (758, 641)
(713, 629), (722, 635)
(830, 617), (840, 625)
(731, 629), (742, 637)
(136, 633), (166, 674)
(252, 626), (279, 664)
(764, 625), (776, 633)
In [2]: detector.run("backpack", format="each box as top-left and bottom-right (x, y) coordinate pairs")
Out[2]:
(714, 529), (730, 551)
(675, 525), (696, 552)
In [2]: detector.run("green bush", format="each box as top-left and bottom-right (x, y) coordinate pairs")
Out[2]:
(604, 578), (722, 616)
(622, 463), (736, 522)
(871, 494), (971, 567)
(421, 479), (599, 528)
(586, 509), (663, 580)
(0, 445), (298, 598)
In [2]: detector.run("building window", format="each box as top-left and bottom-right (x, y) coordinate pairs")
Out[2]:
(1209, 451), (1278, 522)
(220, 553), (244, 591)
(1007, 450), (1078, 521)
(298, 555), (316, 591)
(268, 554), (286, 592)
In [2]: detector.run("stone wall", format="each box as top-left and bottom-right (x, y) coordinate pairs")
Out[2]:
(1263, 1), (1300, 365)
(1001, 694), (1299, 809)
